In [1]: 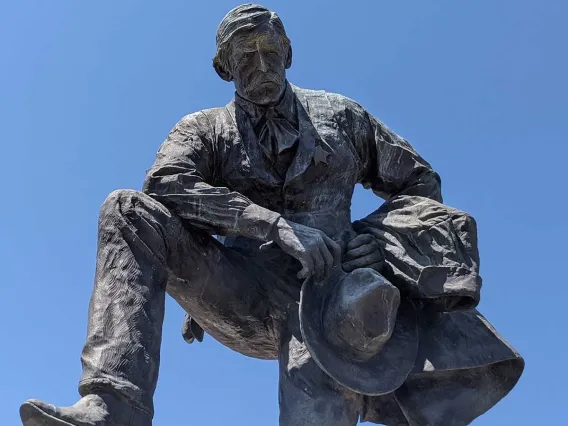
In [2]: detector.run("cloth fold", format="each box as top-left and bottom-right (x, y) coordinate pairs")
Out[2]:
(354, 195), (482, 311)
(254, 113), (299, 158)
(351, 195), (523, 424)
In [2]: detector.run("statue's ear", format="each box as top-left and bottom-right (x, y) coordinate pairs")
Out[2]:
(285, 45), (293, 69)
(213, 58), (233, 82)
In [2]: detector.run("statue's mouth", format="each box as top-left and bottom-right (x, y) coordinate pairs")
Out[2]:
(247, 71), (281, 88)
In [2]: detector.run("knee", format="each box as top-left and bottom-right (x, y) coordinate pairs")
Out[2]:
(98, 189), (178, 253)
(100, 189), (142, 218)
(99, 189), (173, 230)
(102, 188), (182, 227)
(103, 189), (140, 206)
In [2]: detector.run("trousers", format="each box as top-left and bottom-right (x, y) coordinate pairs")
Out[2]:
(78, 189), (362, 426)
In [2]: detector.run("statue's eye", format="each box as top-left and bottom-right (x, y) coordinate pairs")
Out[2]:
(240, 52), (255, 61)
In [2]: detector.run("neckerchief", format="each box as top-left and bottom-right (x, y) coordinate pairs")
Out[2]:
(235, 82), (299, 159)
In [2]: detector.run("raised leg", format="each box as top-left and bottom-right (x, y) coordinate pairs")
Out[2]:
(78, 189), (179, 416)
(21, 189), (293, 426)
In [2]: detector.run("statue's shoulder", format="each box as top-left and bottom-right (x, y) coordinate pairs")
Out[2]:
(173, 107), (230, 133)
(324, 91), (367, 117)
(198, 106), (233, 124)
(291, 84), (366, 118)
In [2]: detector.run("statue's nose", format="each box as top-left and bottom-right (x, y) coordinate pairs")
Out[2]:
(258, 53), (269, 72)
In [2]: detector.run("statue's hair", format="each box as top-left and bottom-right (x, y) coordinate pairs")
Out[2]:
(213, 4), (291, 74)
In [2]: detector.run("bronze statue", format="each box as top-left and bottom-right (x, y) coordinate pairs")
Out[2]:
(20, 4), (524, 425)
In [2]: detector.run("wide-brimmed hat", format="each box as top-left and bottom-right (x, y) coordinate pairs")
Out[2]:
(300, 267), (418, 395)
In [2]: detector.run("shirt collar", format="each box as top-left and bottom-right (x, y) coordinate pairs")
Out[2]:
(234, 81), (297, 127)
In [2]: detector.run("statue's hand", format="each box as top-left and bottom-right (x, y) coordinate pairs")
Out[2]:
(264, 218), (341, 283)
(181, 314), (204, 344)
(342, 234), (383, 273)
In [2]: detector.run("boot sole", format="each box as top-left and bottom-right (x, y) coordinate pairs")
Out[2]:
(20, 402), (76, 426)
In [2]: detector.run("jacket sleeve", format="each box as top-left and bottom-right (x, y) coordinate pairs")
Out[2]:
(340, 97), (443, 203)
(142, 112), (281, 240)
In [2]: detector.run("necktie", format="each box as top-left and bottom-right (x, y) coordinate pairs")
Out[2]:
(254, 108), (299, 159)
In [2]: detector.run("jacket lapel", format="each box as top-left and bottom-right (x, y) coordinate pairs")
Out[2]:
(284, 87), (319, 185)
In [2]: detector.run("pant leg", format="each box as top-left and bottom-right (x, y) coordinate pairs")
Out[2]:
(278, 312), (363, 426)
(165, 238), (300, 361)
(78, 189), (287, 417)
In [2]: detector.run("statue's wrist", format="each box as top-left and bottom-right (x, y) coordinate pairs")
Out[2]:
(236, 204), (282, 241)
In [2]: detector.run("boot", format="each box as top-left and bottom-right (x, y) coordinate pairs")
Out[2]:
(19, 392), (152, 426)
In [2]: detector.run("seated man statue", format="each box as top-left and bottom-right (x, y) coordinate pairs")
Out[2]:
(20, 4), (524, 426)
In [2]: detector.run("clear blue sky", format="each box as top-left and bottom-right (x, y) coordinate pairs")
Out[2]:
(1, 1), (566, 424)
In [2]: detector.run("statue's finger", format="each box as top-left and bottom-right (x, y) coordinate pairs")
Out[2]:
(343, 242), (378, 261)
(259, 241), (275, 251)
(297, 267), (310, 279)
(181, 314), (195, 344)
(297, 256), (314, 279)
(346, 234), (373, 250)
(312, 248), (325, 283)
(191, 319), (204, 342)
(318, 244), (334, 283)
(342, 253), (381, 271)
(322, 234), (342, 266)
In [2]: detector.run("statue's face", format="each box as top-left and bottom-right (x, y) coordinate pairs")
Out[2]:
(228, 23), (288, 106)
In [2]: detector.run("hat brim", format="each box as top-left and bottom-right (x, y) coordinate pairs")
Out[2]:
(299, 268), (419, 395)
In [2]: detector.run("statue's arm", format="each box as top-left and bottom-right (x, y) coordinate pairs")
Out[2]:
(340, 97), (443, 203)
(142, 112), (281, 240)
(330, 96), (445, 272)
(364, 114), (442, 202)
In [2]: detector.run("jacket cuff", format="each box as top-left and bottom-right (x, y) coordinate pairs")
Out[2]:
(236, 204), (282, 241)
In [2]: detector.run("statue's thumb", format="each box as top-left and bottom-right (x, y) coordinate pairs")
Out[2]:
(259, 241), (275, 251)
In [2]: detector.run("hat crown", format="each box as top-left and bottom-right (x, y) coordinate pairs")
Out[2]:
(323, 269), (400, 361)
(300, 267), (418, 395)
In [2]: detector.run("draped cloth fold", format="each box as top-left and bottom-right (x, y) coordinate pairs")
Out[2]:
(351, 195), (524, 425)
(254, 111), (299, 158)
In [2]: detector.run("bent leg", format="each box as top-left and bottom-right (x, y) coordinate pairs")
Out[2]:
(79, 189), (292, 416)
(278, 313), (362, 426)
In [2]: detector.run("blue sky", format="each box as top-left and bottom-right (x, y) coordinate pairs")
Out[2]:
(1, 0), (566, 424)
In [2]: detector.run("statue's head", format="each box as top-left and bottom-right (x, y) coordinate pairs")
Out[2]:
(213, 4), (292, 106)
